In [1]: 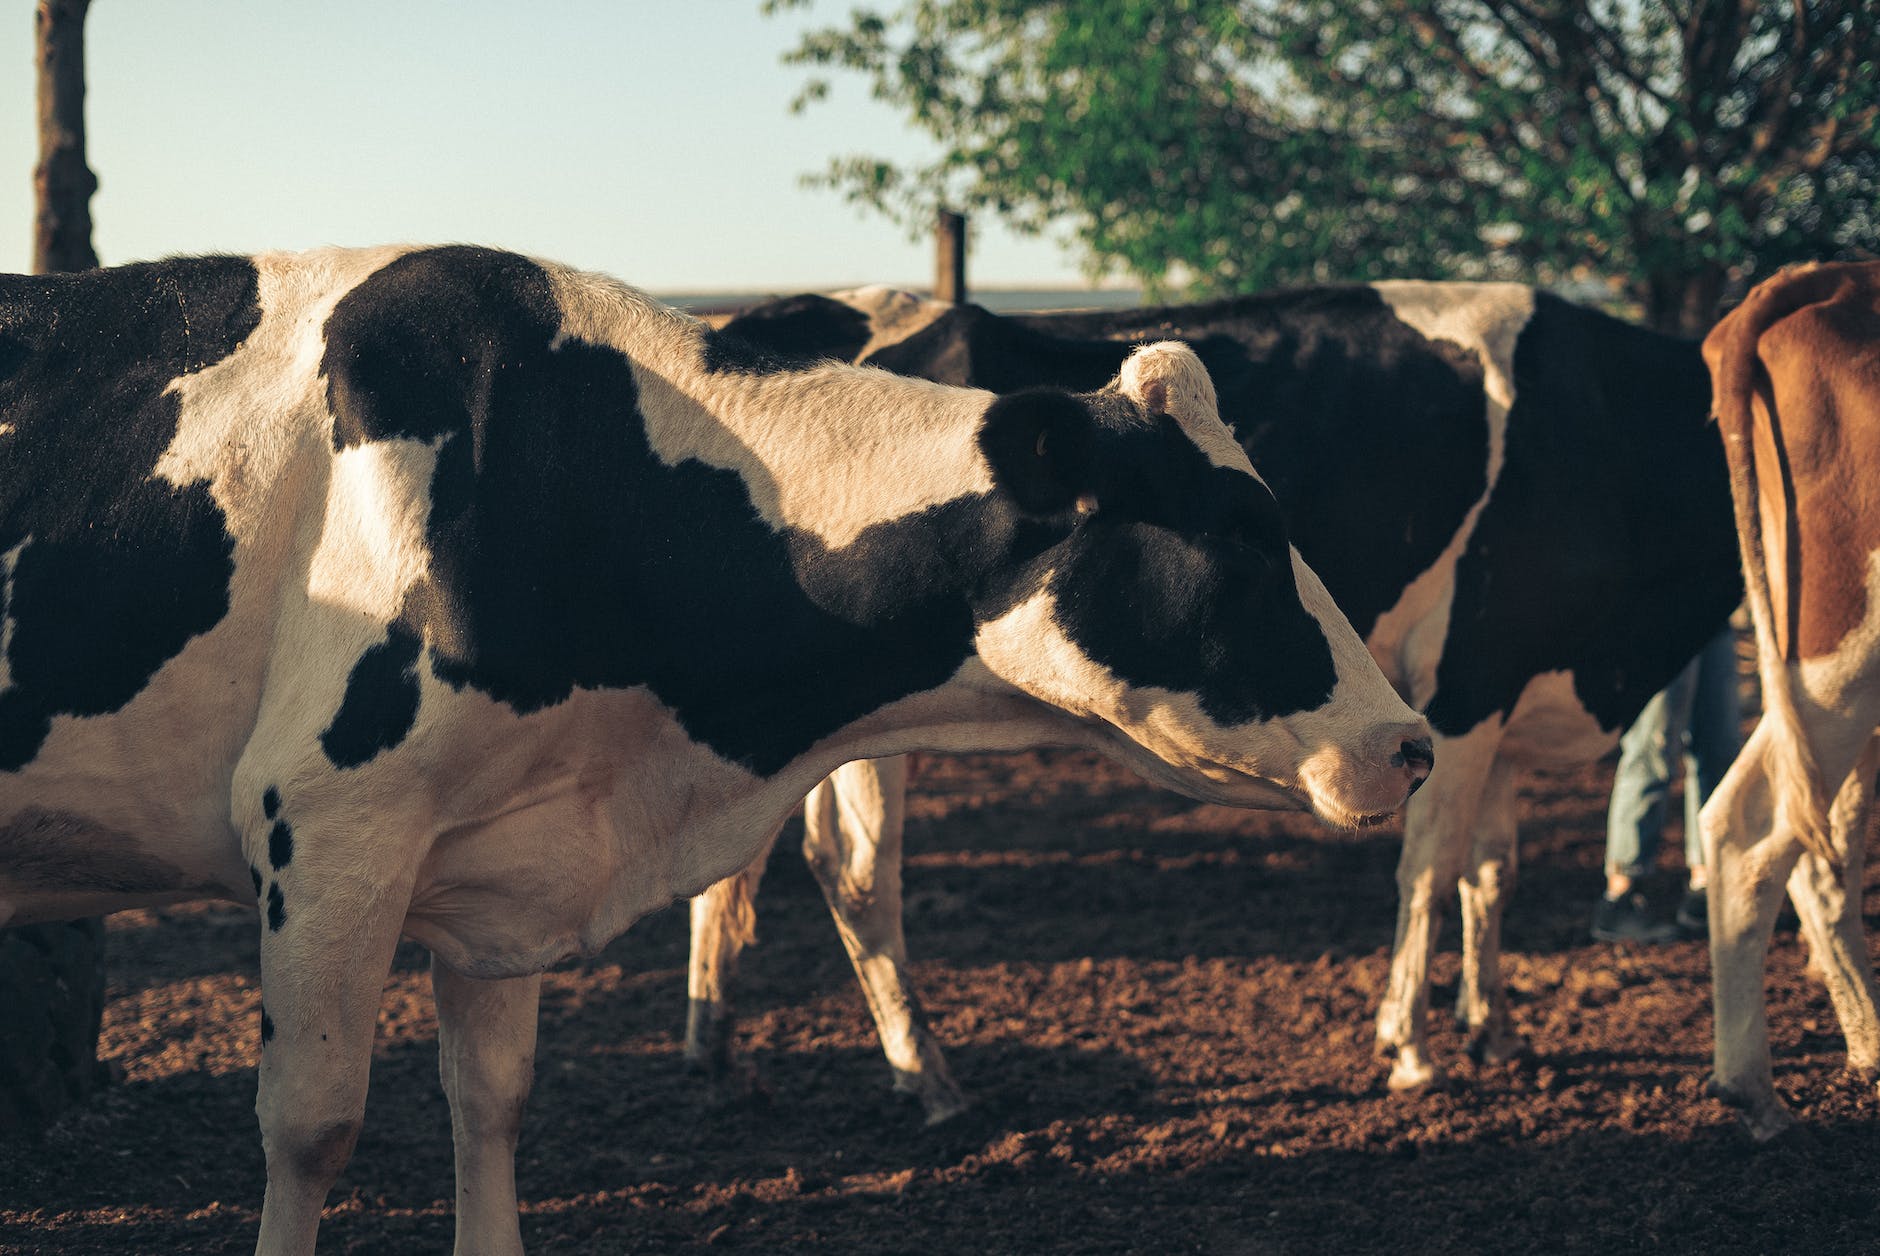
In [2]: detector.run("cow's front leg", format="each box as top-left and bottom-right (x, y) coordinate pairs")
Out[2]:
(804, 757), (965, 1123)
(685, 821), (783, 1089)
(1455, 762), (1524, 1065)
(253, 865), (411, 1255)
(1701, 720), (1805, 1140)
(435, 960), (540, 1256)
(1377, 726), (1498, 1091)
(1784, 735), (1880, 1084)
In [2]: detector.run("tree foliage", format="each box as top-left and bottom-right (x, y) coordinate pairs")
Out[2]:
(771, 0), (1880, 330)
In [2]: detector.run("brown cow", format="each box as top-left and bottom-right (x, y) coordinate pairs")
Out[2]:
(1701, 260), (1880, 1140)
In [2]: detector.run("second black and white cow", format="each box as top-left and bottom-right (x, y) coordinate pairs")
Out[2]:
(689, 282), (1743, 1118)
(0, 247), (1426, 1252)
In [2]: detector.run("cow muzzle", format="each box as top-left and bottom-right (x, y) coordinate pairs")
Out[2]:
(1294, 718), (1435, 828)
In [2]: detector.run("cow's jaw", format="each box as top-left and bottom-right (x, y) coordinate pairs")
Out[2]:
(972, 586), (1430, 826)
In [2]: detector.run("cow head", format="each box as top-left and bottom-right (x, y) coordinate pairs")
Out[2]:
(964, 341), (1431, 826)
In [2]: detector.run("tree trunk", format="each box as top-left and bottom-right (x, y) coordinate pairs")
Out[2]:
(3, 0), (107, 1142)
(1644, 263), (1725, 338)
(33, 0), (98, 273)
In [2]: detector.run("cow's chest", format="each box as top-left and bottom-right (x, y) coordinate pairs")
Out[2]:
(380, 688), (794, 979)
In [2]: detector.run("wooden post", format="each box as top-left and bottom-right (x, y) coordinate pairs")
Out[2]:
(934, 209), (966, 305)
(33, 0), (98, 274)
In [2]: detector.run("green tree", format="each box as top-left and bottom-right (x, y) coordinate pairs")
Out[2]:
(773, 0), (1880, 333)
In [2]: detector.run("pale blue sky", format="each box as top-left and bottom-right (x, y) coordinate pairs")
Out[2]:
(1, 1), (1092, 292)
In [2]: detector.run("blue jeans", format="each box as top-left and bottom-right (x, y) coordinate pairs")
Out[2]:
(1605, 627), (1744, 878)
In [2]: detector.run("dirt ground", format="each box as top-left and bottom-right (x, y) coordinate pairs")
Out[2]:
(3, 747), (1877, 1254)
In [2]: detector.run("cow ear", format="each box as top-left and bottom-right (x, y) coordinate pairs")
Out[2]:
(977, 389), (1098, 516)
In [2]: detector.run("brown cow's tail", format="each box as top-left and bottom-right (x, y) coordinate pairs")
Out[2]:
(1707, 270), (1838, 869)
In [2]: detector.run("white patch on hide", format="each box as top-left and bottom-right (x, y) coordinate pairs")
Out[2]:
(1362, 283), (1536, 706)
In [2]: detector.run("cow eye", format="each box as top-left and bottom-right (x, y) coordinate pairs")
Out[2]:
(1217, 532), (1276, 581)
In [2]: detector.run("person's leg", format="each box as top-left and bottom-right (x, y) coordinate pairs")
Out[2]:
(1684, 626), (1747, 877)
(1604, 678), (1684, 892)
(1595, 663), (1696, 941)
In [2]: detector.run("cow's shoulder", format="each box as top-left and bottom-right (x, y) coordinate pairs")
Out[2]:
(320, 245), (572, 451)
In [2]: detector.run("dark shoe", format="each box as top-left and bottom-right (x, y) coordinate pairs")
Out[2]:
(1675, 886), (1708, 937)
(1591, 891), (1680, 943)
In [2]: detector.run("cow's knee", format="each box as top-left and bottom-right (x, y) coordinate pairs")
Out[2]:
(262, 1110), (364, 1188)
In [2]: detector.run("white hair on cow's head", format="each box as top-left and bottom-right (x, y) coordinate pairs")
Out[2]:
(1116, 342), (1251, 475)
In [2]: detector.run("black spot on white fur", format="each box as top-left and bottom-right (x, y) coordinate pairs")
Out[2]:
(267, 819), (293, 870)
(0, 258), (260, 771)
(266, 882), (285, 932)
(320, 624), (421, 769)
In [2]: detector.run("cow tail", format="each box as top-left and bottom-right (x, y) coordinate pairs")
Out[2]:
(1710, 277), (1839, 870)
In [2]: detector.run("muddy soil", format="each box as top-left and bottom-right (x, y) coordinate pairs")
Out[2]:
(3, 748), (1876, 1254)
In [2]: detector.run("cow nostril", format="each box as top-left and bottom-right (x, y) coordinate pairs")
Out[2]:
(1407, 773), (1427, 795)
(1396, 737), (1435, 774)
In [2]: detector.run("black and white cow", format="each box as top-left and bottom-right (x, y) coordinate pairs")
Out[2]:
(0, 247), (1428, 1252)
(689, 282), (1743, 1119)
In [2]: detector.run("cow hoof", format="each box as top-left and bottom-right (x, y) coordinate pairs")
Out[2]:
(1387, 1053), (1443, 1092)
(688, 1049), (766, 1107)
(1739, 1106), (1801, 1143)
(1465, 1028), (1528, 1067)
(1705, 1074), (1795, 1142)
(921, 1092), (970, 1126)
(682, 1046), (732, 1084)
(892, 1071), (969, 1125)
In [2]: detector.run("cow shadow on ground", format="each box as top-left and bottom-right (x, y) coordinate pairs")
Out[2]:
(17, 1107), (1874, 1255)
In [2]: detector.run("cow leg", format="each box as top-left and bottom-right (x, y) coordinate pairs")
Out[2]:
(1702, 718), (1809, 1139)
(1706, 667), (1880, 1140)
(1377, 725), (1501, 1091)
(1784, 734), (1880, 1082)
(1454, 760), (1523, 1065)
(803, 756), (966, 1124)
(434, 960), (540, 1256)
(253, 872), (410, 1255)
(684, 821), (784, 1085)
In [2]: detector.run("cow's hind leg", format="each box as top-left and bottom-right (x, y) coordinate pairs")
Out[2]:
(1377, 726), (1501, 1091)
(1702, 715), (1822, 1140)
(1454, 761), (1524, 1065)
(435, 961), (540, 1256)
(252, 858), (412, 1255)
(804, 757), (965, 1123)
(685, 822), (783, 1088)
(1785, 734), (1880, 1084)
